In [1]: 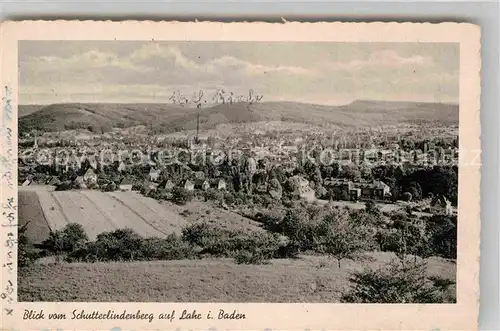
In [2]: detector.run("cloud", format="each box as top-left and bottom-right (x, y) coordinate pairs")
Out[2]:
(129, 44), (315, 77)
(208, 55), (314, 76)
(19, 42), (458, 105)
(328, 50), (434, 72)
(23, 49), (150, 74)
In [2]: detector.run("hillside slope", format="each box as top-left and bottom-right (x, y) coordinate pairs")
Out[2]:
(18, 253), (456, 302)
(19, 100), (458, 133)
(19, 103), (199, 134)
(18, 187), (189, 242)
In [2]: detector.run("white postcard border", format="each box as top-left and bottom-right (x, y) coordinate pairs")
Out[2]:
(0, 21), (481, 331)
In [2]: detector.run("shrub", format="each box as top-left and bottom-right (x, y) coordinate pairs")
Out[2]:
(42, 223), (89, 254)
(426, 214), (457, 259)
(95, 228), (143, 261)
(341, 258), (456, 303)
(182, 222), (220, 248)
(66, 228), (144, 262)
(55, 182), (73, 191)
(259, 206), (377, 260)
(377, 218), (431, 258)
(318, 211), (376, 267)
(139, 234), (197, 260)
(102, 182), (117, 192)
(232, 231), (285, 264)
(234, 191), (252, 205)
(377, 228), (403, 252)
(234, 249), (270, 265)
(255, 209), (285, 230)
(65, 241), (100, 263)
(279, 208), (319, 251)
(63, 223), (89, 247)
(171, 187), (193, 205)
(149, 188), (169, 201)
(204, 188), (224, 203)
(242, 231), (281, 259)
(182, 222), (243, 256)
(402, 192), (412, 201)
(18, 224), (39, 268)
(275, 241), (300, 259)
(365, 200), (382, 216)
(65, 230), (198, 263)
(349, 209), (385, 227)
(224, 192), (237, 205)
(181, 223), (285, 259)
(132, 183), (146, 192)
(259, 194), (275, 208)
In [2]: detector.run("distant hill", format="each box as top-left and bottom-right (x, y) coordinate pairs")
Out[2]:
(19, 100), (458, 133)
(19, 103), (199, 134)
(19, 104), (45, 117)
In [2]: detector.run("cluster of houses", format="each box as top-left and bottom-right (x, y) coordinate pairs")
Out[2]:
(323, 178), (392, 202)
(422, 195), (454, 216)
(20, 128), (456, 217)
(23, 164), (230, 195)
(104, 166), (230, 193)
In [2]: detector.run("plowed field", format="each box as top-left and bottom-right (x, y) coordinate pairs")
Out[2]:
(18, 187), (189, 241)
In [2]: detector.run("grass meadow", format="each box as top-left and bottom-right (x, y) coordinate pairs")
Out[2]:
(19, 253), (455, 302)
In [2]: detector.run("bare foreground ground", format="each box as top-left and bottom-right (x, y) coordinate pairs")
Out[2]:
(19, 253), (455, 302)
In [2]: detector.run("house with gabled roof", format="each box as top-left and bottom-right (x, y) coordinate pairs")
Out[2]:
(83, 168), (97, 185)
(166, 180), (176, 191)
(117, 161), (126, 173)
(195, 179), (210, 191)
(89, 158), (98, 170)
(149, 168), (161, 182)
(290, 175), (316, 202)
(431, 195), (453, 215)
(217, 179), (227, 191)
(159, 179), (176, 191)
(184, 179), (195, 191)
(119, 177), (134, 191)
(74, 176), (87, 189)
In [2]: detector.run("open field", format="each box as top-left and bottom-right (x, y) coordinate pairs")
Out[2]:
(18, 187), (189, 242)
(18, 252), (456, 302)
(162, 199), (264, 233)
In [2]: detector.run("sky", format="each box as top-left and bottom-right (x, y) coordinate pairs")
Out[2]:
(19, 41), (459, 105)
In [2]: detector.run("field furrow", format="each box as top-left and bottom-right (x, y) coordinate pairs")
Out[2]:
(20, 187), (189, 243)
(82, 191), (161, 238)
(108, 192), (177, 237)
(36, 190), (68, 232)
(137, 195), (187, 235)
(115, 191), (187, 235)
(52, 191), (116, 240)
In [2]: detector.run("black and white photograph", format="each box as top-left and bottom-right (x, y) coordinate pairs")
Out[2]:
(14, 38), (465, 304)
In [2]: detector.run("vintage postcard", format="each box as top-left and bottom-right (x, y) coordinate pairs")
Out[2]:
(1, 21), (480, 330)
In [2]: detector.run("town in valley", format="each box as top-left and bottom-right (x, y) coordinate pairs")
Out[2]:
(18, 41), (459, 304)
